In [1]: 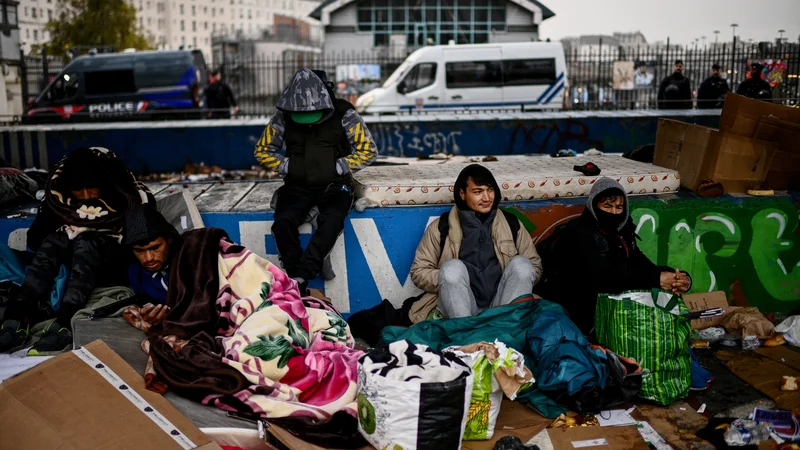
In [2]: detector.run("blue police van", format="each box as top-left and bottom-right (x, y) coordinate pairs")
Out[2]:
(26, 50), (209, 122)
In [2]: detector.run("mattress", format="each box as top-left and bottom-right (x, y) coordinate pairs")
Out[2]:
(353, 155), (680, 206)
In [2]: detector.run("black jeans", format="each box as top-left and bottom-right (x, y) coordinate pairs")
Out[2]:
(5, 231), (120, 328)
(271, 182), (353, 281)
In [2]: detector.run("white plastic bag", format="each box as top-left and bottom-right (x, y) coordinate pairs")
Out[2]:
(776, 316), (800, 346)
(357, 340), (473, 450)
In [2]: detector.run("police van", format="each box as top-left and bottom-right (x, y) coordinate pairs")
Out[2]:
(355, 42), (568, 114)
(26, 50), (209, 122)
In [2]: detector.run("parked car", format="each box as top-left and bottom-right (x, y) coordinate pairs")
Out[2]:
(25, 50), (208, 122)
(356, 42), (568, 114)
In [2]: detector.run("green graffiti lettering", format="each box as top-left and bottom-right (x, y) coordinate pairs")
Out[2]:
(750, 209), (800, 301)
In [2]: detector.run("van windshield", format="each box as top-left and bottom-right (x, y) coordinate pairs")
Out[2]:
(382, 61), (411, 89)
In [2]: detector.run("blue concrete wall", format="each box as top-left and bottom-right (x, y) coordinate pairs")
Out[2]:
(0, 111), (720, 174)
(2, 193), (798, 316)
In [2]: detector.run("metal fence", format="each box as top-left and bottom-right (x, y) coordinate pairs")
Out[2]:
(17, 37), (800, 116)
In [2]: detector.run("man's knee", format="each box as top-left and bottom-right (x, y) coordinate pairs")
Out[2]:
(272, 215), (300, 234)
(439, 259), (469, 287)
(505, 256), (535, 279)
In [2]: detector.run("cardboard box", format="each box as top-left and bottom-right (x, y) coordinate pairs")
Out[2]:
(683, 291), (742, 330)
(654, 119), (778, 193)
(547, 425), (650, 449)
(719, 93), (800, 138)
(0, 340), (222, 450)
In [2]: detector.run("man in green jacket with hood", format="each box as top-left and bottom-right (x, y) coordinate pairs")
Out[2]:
(254, 69), (377, 292)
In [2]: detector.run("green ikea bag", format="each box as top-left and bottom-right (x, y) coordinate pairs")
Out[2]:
(595, 289), (691, 405)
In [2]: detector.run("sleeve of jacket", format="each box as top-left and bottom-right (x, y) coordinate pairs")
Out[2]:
(624, 244), (664, 290)
(339, 109), (377, 173)
(657, 77), (668, 101)
(26, 203), (59, 252)
(409, 219), (443, 294)
(224, 84), (237, 107)
(514, 224), (543, 285)
(254, 110), (287, 172)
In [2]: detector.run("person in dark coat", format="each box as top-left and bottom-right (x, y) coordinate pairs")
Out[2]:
(657, 60), (693, 109)
(0, 148), (153, 355)
(253, 69), (377, 294)
(697, 64), (730, 109)
(536, 178), (692, 335)
(736, 63), (772, 101)
(123, 205), (183, 327)
(205, 70), (238, 118)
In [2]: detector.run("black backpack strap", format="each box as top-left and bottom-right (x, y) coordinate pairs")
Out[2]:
(500, 209), (521, 247)
(437, 211), (450, 255)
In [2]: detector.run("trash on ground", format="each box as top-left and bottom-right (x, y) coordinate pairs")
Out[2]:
(775, 316), (800, 347)
(781, 376), (798, 391)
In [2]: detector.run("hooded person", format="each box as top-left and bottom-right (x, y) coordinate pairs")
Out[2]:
(736, 62), (772, 101)
(253, 69), (377, 293)
(697, 64), (730, 109)
(408, 164), (543, 321)
(124, 204), (183, 308)
(0, 147), (153, 355)
(536, 178), (692, 335)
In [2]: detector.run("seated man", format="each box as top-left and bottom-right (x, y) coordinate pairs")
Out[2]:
(409, 164), (543, 320)
(124, 204), (183, 327)
(254, 69), (376, 294)
(537, 177), (692, 335)
(0, 147), (153, 354)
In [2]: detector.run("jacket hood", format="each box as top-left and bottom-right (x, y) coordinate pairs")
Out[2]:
(123, 204), (180, 246)
(585, 177), (629, 231)
(453, 164), (502, 211)
(276, 69), (334, 114)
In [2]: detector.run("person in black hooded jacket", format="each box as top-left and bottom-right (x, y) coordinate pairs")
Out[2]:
(736, 63), (772, 101)
(536, 177), (692, 335)
(697, 64), (730, 109)
(657, 60), (693, 109)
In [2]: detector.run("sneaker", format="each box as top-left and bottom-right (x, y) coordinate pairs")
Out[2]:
(0, 320), (29, 353)
(27, 322), (72, 356)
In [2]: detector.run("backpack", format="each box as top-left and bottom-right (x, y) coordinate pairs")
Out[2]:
(437, 209), (521, 254)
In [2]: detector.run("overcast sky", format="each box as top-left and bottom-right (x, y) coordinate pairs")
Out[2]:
(538, 0), (800, 46)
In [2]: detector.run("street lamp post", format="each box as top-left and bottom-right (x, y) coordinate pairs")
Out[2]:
(730, 24), (738, 86)
(714, 30), (720, 45)
(778, 29), (785, 44)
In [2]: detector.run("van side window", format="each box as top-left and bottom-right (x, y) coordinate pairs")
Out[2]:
(49, 72), (79, 101)
(401, 63), (436, 93)
(503, 59), (557, 86)
(85, 70), (137, 96)
(445, 61), (503, 88)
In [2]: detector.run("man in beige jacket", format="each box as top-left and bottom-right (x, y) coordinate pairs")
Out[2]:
(409, 164), (543, 321)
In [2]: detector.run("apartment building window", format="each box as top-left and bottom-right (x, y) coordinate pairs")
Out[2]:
(205, 37), (208, 44)
(180, 20), (184, 31)
(193, 36), (196, 47)
(179, 4), (183, 14)
(203, 6), (207, 14)
(211, 7), (215, 17)
(25, 29), (29, 38)
(33, 29), (38, 40)
(192, 21), (195, 31)
(31, 7), (36, 18)
(147, 17), (151, 25)
(181, 36), (185, 45)
(139, 17), (143, 26)
(220, 8), (223, 15)
(146, 1), (150, 9)
(212, 23), (216, 32)
(239, 10), (242, 19)
(247, 9), (251, 19)
(47, 0), (51, 3)
(47, 9), (51, 19)
(3, 3), (18, 26)
(204, 21), (207, 30)
(191, 5), (195, 15)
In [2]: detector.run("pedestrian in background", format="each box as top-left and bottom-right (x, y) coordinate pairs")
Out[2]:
(736, 62), (772, 101)
(657, 60), (692, 110)
(205, 70), (239, 119)
(697, 64), (730, 109)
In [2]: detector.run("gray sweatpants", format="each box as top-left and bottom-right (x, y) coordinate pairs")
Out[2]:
(437, 255), (537, 319)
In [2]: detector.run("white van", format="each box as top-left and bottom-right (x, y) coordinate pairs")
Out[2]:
(355, 42), (568, 114)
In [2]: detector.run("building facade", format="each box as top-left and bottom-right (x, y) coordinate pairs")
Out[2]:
(15, 0), (322, 60)
(310, 0), (555, 58)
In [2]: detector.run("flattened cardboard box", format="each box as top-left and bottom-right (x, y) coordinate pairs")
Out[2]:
(547, 425), (650, 449)
(683, 291), (741, 330)
(719, 93), (800, 138)
(0, 340), (222, 450)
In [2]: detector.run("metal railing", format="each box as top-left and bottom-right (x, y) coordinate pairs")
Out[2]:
(16, 37), (800, 119)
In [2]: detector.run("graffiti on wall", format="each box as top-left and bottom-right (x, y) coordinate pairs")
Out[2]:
(515, 198), (800, 313)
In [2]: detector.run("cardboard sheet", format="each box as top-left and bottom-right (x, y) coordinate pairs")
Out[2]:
(717, 350), (800, 410)
(547, 425), (649, 449)
(0, 340), (221, 450)
(755, 346), (800, 372)
(682, 291), (737, 330)
(634, 402), (709, 449)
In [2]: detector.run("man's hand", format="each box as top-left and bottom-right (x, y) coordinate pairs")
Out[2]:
(232, 106), (240, 114)
(140, 303), (169, 326)
(661, 269), (690, 294)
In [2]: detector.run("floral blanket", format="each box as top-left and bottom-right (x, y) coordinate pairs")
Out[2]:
(138, 237), (362, 421)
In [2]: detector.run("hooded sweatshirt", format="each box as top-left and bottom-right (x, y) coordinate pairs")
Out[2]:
(537, 177), (679, 334)
(454, 164), (503, 308)
(254, 69), (377, 186)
